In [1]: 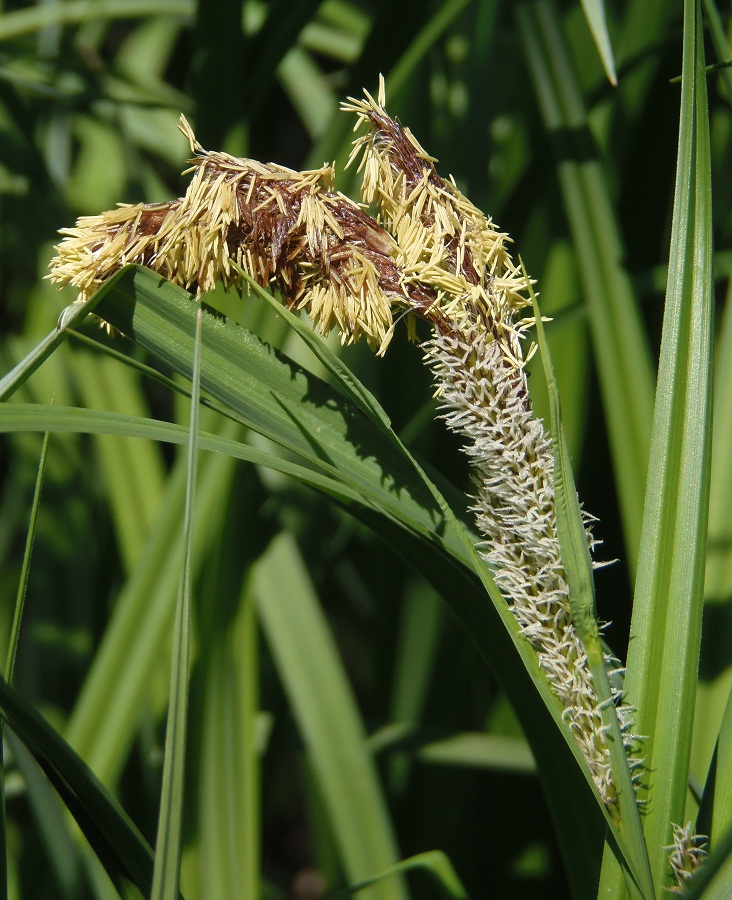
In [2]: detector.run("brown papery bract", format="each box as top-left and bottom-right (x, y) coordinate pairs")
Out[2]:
(49, 117), (437, 352)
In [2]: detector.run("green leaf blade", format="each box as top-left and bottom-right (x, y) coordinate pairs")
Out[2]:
(624, 0), (714, 889)
(254, 533), (407, 899)
(516, 1), (655, 577)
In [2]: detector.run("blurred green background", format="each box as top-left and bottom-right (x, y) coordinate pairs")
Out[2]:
(1, 1), (730, 898)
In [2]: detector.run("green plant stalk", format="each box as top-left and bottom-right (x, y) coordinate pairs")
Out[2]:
(0, 428), (51, 900)
(516, 0), (655, 577)
(530, 277), (653, 899)
(151, 304), (202, 900)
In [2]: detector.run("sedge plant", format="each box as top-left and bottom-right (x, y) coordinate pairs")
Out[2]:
(0, 0), (730, 898)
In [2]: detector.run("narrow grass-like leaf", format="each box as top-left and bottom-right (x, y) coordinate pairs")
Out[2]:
(254, 533), (406, 900)
(0, 0), (193, 41)
(530, 276), (653, 899)
(0, 405), (361, 507)
(623, 0), (714, 890)
(0, 294), (102, 402)
(151, 305), (202, 900)
(193, 575), (259, 900)
(0, 676), (168, 898)
(329, 850), (468, 900)
(72, 352), (165, 571)
(369, 726), (536, 774)
(232, 264), (391, 428)
(579, 0), (617, 84)
(5, 732), (82, 896)
(0, 427), (50, 900)
(517, 0), (655, 576)
(694, 683), (732, 893)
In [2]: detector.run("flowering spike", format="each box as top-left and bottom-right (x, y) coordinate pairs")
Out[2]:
(666, 823), (708, 892)
(342, 83), (643, 807)
(341, 88), (534, 363)
(48, 117), (432, 351)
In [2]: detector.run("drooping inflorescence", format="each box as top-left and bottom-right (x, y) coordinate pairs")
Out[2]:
(342, 80), (642, 807)
(342, 82), (534, 364)
(49, 84), (648, 813)
(49, 117), (435, 352)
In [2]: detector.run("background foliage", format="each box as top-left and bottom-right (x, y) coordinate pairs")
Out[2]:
(0, 0), (730, 897)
